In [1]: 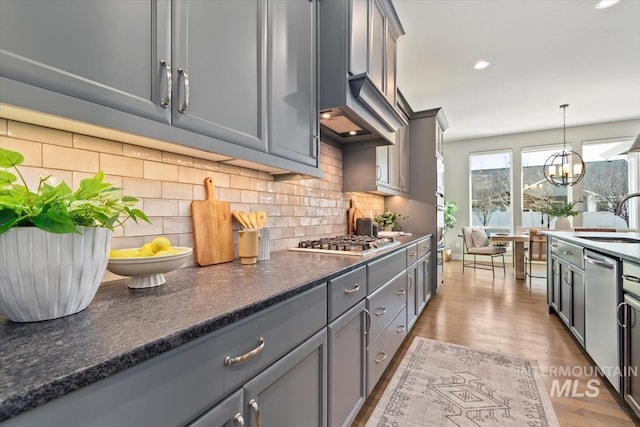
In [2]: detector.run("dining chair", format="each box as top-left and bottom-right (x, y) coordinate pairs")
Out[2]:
(524, 229), (547, 283)
(461, 227), (506, 277)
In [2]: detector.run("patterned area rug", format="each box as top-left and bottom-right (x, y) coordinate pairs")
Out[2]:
(366, 337), (559, 427)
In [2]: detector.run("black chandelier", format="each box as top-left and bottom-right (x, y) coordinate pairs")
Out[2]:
(543, 104), (586, 187)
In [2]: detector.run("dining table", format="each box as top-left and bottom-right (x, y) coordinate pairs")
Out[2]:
(490, 233), (529, 280)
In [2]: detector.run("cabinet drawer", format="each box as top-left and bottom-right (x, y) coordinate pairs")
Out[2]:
(367, 306), (407, 396)
(328, 266), (367, 322)
(623, 260), (640, 298)
(417, 237), (432, 259)
(367, 272), (406, 342)
(368, 249), (406, 293)
(406, 243), (418, 266)
(550, 238), (584, 269)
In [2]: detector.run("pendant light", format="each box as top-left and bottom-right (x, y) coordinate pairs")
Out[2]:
(543, 104), (586, 186)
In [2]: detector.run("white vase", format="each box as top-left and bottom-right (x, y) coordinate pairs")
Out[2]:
(554, 216), (571, 230)
(0, 227), (111, 322)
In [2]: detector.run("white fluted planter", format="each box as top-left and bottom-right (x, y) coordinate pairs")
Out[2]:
(554, 217), (572, 230)
(0, 227), (111, 322)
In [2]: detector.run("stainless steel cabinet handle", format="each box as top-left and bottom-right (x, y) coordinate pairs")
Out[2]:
(344, 284), (360, 294)
(178, 68), (189, 113)
(375, 352), (387, 364)
(409, 252), (416, 257)
(552, 243), (558, 248)
(249, 399), (261, 427)
(407, 275), (413, 291)
(376, 165), (381, 180)
(396, 325), (405, 334)
(159, 60), (171, 108)
(563, 269), (571, 286)
(224, 337), (265, 367)
(584, 254), (614, 269)
(562, 250), (572, 256)
(374, 307), (386, 316)
(363, 309), (371, 335)
(396, 288), (406, 296)
(617, 302), (627, 328)
(622, 274), (640, 283)
(234, 414), (246, 427)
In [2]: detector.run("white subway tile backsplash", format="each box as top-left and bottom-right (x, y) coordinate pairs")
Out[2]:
(123, 177), (162, 198)
(17, 166), (73, 190)
(43, 145), (99, 172)
(144, 161), (178, 181)
(73, 134), (123, 155)
(162, 181), (193, 200)
(100, 153), (143, 177)
(1, 118), (387, 275)
(8, 121), (72, 146)
(0, 136), (42, 166)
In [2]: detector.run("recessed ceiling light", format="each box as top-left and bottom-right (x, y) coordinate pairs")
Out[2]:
(321, 112), (331, 119)
(348, 130), (357, 136)
(473, 60), (490, 70)
(595, 0), (620, 9)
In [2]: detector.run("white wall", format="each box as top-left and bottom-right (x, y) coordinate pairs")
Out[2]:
(444, 118), (640, 257)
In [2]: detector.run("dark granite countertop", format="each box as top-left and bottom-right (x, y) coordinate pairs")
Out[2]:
(541, 231), (640, 262)
(0, 234), (427, 421)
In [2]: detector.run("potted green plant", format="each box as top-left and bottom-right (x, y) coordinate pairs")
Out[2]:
(0, 147), (148, 322)
(543, 201), (580, 230)
(442, 200), (458, 261)
(374, 208), (408, 232)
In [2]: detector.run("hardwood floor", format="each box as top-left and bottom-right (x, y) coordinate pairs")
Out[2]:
(352, 260), (640, 427)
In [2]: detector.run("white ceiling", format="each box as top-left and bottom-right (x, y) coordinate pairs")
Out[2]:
(393, 0), (640, 142)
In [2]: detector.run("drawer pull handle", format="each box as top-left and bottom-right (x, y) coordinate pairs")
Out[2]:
(344, 284), (360, 294)
(159, 59), (171, 108)
(374, 307), (387, 317)
(249, 399), (262, 427)
(617, 302), (627, 328)
(623, 274), (640, 283)
(224, 337), (265, 367)
(396, 289), (406, 296)
(562, 250), (572, 256)
(410, 252), (416, 257)
(396, 325), (405, 334)
(375, 352), (387, 364)
(178, 67), (190, 113)
(234, 414), (246, 427)
(363, 309), (371, 335)
(407, 275), (413, 291)
(552, 243), (558, 247)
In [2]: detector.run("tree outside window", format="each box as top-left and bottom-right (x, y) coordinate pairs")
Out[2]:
(470, 152), (512, 227)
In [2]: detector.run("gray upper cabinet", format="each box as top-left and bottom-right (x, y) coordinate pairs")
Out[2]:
(172, 0), (266, 151)
(0, 0), (171, 124)
(267, 0), (319, 166)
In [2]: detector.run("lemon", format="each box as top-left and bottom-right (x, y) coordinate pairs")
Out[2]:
(109, 249), (140, 258)
(151, 237), (171, 253)
(138, 243), (155, 257)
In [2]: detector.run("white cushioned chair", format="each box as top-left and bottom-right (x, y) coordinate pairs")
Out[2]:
(461, 226), (506, 277)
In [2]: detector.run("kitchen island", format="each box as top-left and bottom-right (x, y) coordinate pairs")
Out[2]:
(543, 230), (640, 419)
(0, 233), (431, 426)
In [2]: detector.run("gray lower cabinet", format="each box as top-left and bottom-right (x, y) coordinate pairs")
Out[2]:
(570, 267), (585, 346)
(406, 262), (418, 330)
(0, 0), (171, 124)
(328, 300), (367, 427)
(549, 256), (561, 312)
(367, 306), (407, 396)
(188, 390), (245, 427)
(553, 257), (585, 346)
(243, 329), (327, 427)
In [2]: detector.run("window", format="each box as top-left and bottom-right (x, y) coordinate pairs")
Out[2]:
(581, 138), (637, 228)
(469, 151), (512, 228)
(521, 147), (568, 228)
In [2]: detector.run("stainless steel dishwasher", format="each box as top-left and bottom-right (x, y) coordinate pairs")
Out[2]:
(584, 249), (621, 392)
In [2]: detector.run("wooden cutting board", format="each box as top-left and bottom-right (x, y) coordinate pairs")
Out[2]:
(347, 199), (356, 235)
(191, 177), (234, 265)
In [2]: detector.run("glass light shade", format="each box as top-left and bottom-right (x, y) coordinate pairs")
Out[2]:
(543, 150), (586, 187)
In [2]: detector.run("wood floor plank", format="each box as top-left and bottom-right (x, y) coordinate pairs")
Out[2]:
(352, 261), (639, 426)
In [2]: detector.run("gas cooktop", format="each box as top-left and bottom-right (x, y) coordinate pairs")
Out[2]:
(289, 235), (401, 256)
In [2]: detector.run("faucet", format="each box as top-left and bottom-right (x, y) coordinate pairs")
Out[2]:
(615, 192), (640, 216)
